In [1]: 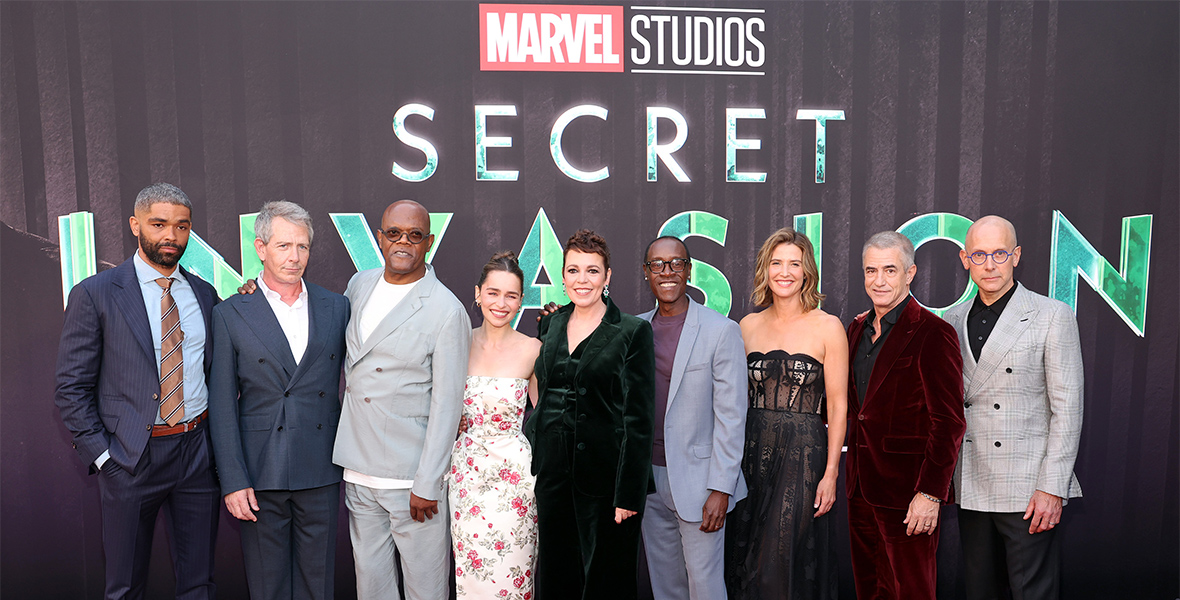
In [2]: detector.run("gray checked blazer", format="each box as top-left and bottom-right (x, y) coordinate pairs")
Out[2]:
(638, 299), (748, 518)
(947, 283), (1084, 513)
(332, 265), (471, 501)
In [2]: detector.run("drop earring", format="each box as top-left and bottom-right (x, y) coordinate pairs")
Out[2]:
(603, 284), (610, 298)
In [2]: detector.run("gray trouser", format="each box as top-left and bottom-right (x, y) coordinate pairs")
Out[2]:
(345, 483), (450, 600)
(641, 465), (728, 600)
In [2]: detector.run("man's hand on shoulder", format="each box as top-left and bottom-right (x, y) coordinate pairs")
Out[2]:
(237, 278), (257, 295)
(409, 492), (439, 523)
(225, 488), (259, 522)
(535, 302), (561, 323)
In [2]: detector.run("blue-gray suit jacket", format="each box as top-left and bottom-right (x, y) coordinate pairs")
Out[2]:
(55, 257), (218, 475)
(208, 280), (349, 496)
(639, 299), (748, 518)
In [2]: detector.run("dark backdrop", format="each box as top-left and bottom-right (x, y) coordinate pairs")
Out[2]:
(2, 2), (1176, 598)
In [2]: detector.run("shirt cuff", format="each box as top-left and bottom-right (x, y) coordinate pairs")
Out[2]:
(95, 450), (111, 471)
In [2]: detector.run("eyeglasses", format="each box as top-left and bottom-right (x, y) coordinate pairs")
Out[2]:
(968, 248), (1016, 265)
(644, 258), (691, 273)
(375, 227), (428, 245)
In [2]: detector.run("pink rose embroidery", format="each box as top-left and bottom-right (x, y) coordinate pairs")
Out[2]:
(494, 541), (505, 550)
(514, 576), (525, 588)
(470, 506), (481, 516)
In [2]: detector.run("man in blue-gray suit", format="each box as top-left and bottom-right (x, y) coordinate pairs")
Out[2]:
(638, 236), (748, 600)
(208, 201), (349, 600)
(56, 182), (220, 600)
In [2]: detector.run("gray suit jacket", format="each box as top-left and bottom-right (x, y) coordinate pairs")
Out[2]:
(947, 283), (1084, 512)
(208, 281), (349, 495)
(639, 299), (748, 518)
(333, 265), (471, 501)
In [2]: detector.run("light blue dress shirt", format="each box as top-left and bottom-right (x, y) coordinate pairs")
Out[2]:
(133, 251), (209, 424)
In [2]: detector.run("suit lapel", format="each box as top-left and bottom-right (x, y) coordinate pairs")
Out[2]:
(112, 259), (156, 361)
(575, 299), (621, 379)
(352, 271), (433, 364)
(345, 270), (382, 368)
(950, 305), (976, 386)
(846, 314), (868, 409)
(665, 300), (700, 411)
(969, 284), (1035, 397)
(289, 284), (329, 389)
(180, 266), (217, 373)
(539, 306), (572, 378)
(865, 299), (921, 404)
(233, 286), (298, 378)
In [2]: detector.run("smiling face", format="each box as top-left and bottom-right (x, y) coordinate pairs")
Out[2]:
(563, 249), (610, 308)
(863, 246), (916, 314)
(255, 217), (311, 287)
(379, 201), (433, 284)
(960, 218), (1021, 304)
(129, 201), (192, 273)
(475, 270), (524, 328)
(643, 238), (691, 310)
(766, 242), (805, 301)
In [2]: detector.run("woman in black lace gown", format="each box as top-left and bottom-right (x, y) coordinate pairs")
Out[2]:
(725, 228), (849, 600)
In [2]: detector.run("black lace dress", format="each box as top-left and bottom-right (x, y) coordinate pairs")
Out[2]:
(725, 351), (837, 600)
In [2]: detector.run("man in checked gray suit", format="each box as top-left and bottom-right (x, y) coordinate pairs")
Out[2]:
(333, 200), (471, 600)
(637, 236), (748, 600)
(946, 216), (1084, 600)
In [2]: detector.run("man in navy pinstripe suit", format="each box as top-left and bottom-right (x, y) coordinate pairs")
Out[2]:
(56, 183), (221, 600)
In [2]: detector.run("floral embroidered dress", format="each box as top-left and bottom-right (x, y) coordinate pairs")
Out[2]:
(449, 376), (538, 599)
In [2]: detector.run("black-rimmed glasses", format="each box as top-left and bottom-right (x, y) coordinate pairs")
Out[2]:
(968, 248), (1016, 265)
(375, 227), (428, 244)
(645, 258), (690, 273)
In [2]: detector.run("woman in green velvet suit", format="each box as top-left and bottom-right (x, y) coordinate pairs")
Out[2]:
(524, 229), (656, 600)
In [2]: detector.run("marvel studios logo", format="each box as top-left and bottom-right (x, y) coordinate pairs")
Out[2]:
(480, 4), (766, 75)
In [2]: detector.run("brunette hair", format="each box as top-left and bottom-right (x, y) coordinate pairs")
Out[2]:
(476, 251), (525, 289)
(563, 229), (610, 270)
(750, 227), (824, 310)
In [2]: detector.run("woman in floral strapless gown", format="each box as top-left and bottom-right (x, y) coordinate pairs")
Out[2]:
(448, 252), (541, 600)
(726, 228), (849, 600)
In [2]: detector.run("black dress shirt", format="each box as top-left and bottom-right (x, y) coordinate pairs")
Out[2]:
(966, 283), (1018, 361)
(853, 296), (911, 406)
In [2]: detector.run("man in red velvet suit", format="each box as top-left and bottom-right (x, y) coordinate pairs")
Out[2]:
(845, 231), (966, 600)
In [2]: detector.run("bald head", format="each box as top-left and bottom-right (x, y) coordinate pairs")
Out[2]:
(966, 215), (1017, 249)
(383, 199), (430, 234)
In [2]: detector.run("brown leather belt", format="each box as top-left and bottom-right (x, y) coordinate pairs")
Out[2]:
(151, 410), (208, 437)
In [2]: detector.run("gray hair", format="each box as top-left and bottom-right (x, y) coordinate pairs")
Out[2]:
(134, 182), (192, 213)
(862, 230), (916, 270)
(255, 200), (314, 244)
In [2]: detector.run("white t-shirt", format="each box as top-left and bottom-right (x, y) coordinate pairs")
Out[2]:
(346, 275), (420, 490)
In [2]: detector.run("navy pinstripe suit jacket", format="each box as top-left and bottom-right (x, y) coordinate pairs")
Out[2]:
(55, 256), (218, 475)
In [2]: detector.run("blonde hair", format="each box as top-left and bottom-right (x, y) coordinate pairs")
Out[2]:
(750, 227), (824, 310)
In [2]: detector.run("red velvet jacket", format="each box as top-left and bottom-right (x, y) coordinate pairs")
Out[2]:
(845, 298), (966, 510)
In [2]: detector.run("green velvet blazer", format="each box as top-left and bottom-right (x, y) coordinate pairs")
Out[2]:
(525, 297), (656, 511)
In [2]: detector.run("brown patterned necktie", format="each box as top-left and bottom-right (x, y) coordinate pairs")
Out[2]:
(156, 277), (185, 426)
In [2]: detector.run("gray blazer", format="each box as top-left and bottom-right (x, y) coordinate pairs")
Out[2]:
(332, 265), (471, 501)
(208, 281), (349, 495)
(947, 283), (1084, 512)
(639, 299), (748, 518)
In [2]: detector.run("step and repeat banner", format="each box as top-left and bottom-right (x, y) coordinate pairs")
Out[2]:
(2, 2), (1176, 598)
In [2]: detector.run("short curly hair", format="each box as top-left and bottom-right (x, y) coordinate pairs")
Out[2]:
(563, 229), (610, 270)
(750, 227), (824, 310)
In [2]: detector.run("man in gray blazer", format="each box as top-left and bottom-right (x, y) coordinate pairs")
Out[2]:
(946, 216), (1084, 600)
(333, 200), (471, 600)
(209, 201), (349, 600)
(637, 237), (748, 600)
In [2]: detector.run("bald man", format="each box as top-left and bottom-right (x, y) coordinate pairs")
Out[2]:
(945, 216), (1083, 600)
(333, 200), (471, 599)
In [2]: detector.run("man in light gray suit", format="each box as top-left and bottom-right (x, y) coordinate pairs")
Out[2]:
(333, 200), (471, 600)
(946, 216), (1084, 600)
(637, 237), (748, 600)
(209, 201), (349, 600)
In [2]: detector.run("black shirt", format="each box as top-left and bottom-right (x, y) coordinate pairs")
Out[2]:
(853, 296), (911, 406)
(966, 283), (1018, 361)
